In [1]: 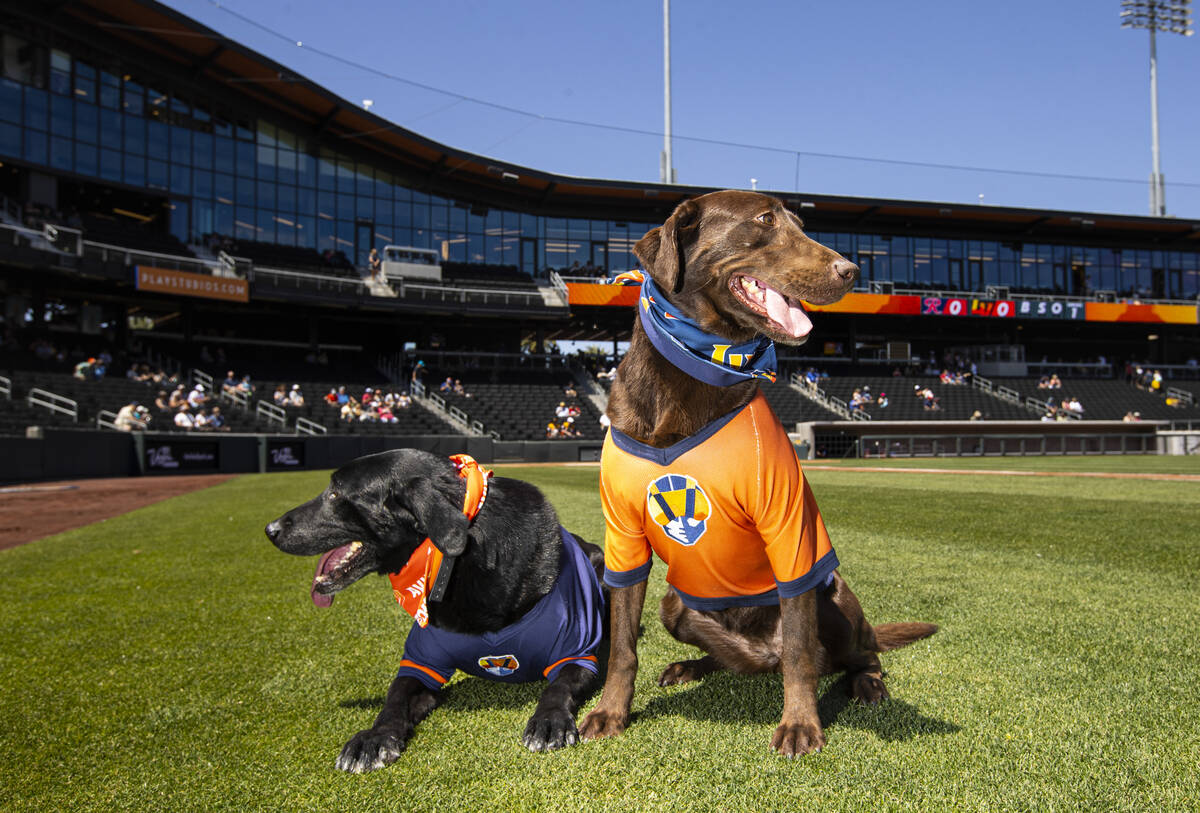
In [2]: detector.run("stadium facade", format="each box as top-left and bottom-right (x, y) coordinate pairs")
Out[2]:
(1, 0), (1198, 366)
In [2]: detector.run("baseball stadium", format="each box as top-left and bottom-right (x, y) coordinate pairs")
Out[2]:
(1, 2), (1198, 810)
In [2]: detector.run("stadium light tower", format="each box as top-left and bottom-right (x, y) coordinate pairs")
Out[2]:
(1120, 0), (1193, 216)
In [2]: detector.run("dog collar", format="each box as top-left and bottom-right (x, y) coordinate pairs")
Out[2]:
(625, 271), (778, 386)
(388, 454), (492, 628)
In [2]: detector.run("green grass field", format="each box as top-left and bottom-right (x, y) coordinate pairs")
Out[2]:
(2, 457), (1198, 811)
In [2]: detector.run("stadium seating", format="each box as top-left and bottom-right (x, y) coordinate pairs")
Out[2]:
(225, 240), (358, 278)
(819, 376), (1031, 421)
(79, 213), (194, 258)
(759, 378), (843, 425)
(430, 369), (604, 440)
(991, 377), (1200, 422)
(257, 381), (454, 436)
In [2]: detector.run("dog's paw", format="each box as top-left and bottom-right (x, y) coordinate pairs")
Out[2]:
(522, 708), (579, 752)
(658, 660), (701, 686)
(577, 708), (627, 741)
(770, 720), (825, 758)
(335, 727), (409, 774)
(850, 671), (890, 706)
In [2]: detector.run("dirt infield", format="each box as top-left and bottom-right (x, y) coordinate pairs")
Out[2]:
(0, 474), (238, 551)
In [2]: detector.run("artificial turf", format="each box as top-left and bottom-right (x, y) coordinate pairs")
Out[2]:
(1, 458), (1197, 811)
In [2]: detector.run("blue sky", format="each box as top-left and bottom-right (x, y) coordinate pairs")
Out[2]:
(162, 0), (1200, 218)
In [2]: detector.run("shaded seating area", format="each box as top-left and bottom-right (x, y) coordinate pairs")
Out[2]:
(434, 370), (604, 440)
(224, 240), (358, 278)
(991, 377), (1200, 422)
(819, 376), (1030, 421)
(258, 381), (454, 436)
(79, 213), (194, 257)
(759, 379), (843, 425)
(440, 263), (539, 291)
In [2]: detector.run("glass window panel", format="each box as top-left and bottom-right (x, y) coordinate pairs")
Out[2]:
(123, 79), (143, 116)
(336, 157), (354, 192)
(170, 95), (189, 116)
(412, 190), (429, 205)
(50, 135), (72, 170)
(274, 214), (295, 247)
(235, 120), (253, 140)
(0, 122), (20, 156)
(275, 126), (296, 150)
(468, 233), (484, 263)
(123, 153), (145, 186)
(99, 108), (120, 146)
(390, 227), (413, 247)
(169, 127), (190, 164)
(147, 88), (167, 118)
(277, 184), (295, 213)
(356, 196), (372, 219)
(50, 94), (71, 135)
(256, 120), (277, 147)
(296, 215), (315, 249)
(50, 50), (70, 95)
(192, 104), (210, 123)
(213, 116), (231, 137)
(356, 165), (373, 197)
(297, 186), (316, 216)
(317, 215), (336, 254)
(74, 103), (95, 145)
(214, 172), (234, 204)
(96, 146), (120, 181)
(193, 200), (213, 237)
(194, 169), (213, 199)
(318, 152), (336, 191)
(394, 202), (412, 228)
(411, 202), (429, 230)
(337, 193), (354, 220)
(0, 79), (20, 124)
(375, 198), (392, 222)
(192, 132), (212, 168)
(336, 220), (354, 256)
(235, 175), (254, 206)
(256, 208), (274, 243)
(297, 152), (315, 186)
(170, 164), (190, 195)
(214, 135), (233, 173)
(215, 200), (233, 235)
(24, 86), (47, 129)
(74, 61), (96, 103)
(23, 130), (46, 164)
(256, 179), (275, 209)
(75, 142), (97, 175)
(146, 120), (167, 160)
(276, 148), (296, 184)
(236, 140), (255, 176)
(235, 207), (257, 240)
(431, 205), (449, 231)
(147, 159), (168, 190)
(317, 190), (335, 221)
(255, 143), (275, 182)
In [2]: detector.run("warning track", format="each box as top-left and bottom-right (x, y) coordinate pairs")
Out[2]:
(803, 464), (1200, 482)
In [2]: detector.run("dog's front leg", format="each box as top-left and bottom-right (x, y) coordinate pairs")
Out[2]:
(771, 591), (825, 757)
(578, 581), (647, 740)
(522, 664), (598, 752)
(336, 674), (440, 773)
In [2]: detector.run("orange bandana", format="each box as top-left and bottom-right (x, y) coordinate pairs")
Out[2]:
(388, 454), (491, 627)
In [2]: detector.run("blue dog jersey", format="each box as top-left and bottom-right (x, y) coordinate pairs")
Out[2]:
(395, 529), (605, 690)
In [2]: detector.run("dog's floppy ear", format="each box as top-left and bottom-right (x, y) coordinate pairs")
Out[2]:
(634, 198), (699, 294)
(395, 476), (470, 557)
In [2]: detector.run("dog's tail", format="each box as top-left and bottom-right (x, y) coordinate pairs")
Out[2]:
(873, 622), (938, 652)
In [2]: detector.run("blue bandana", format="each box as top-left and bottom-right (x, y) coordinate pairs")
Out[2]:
(615, 270), (777, 387)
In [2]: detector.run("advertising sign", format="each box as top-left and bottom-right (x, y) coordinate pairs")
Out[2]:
(144, 440), (220, 472)
(266, 439), (306, 470)
(136, 266), (250, 303)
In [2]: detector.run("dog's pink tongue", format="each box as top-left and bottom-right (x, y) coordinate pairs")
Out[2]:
(763, 286), (812, 339)
(311, 545), (352, 608)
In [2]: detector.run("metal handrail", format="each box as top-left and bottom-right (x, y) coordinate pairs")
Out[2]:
(0, 375), (10, 400)
(27, 388), (78, 420)
(296, 416), (327, 435)
(256, 399), (287, 428)
(96, 409), (119, 430)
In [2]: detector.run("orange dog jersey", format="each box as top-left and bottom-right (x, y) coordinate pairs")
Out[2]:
(601, 390), (838, 610)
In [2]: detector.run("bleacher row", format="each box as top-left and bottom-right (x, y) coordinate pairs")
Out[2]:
(3, 361), (1197, 439)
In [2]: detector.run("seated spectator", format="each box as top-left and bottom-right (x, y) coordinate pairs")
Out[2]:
(186, 384), (208, 410)
(273, 384), (288, 406)
(877, 392), (889, 409)
(336, 385), (349, 405)
(287, 385), (306, 408)
(377, 401), (397, 423)
(1122, 411), (1141, 422)
(969, 410), (983, 421)
(939, 369), (954, 385)
(564, 383), (578, 398)
(114, 402), (151, 432)
(453, 379), (470, 398)
(168, 386), (187, 410)
(545, 421), (559, 439)
(237, 375), (255, 396)
(74, 358), (95, 380)
(222, 370), (239, 394)
(323, 388), (338, 405)
(1151, 370), (1163, 392)
(1065, 396), (1084, 415)
(153, 390), (171, 414)
(560, 418), (581, 438)
(1048, 374), (1062, 390)
(396, 393), (411, 409)
(174, 404), (196, 429)
(439, 377), (454, 393)
(205, 406), (230, 432)
(340, 398), (362, 422)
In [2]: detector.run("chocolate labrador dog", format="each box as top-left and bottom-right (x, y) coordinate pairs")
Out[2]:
(265, 449), (606, 772)
(579, 190), (936, 757)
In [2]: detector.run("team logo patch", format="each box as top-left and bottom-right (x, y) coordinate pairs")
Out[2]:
(646, 473), (710, 546)
(478, 654), (520, 676)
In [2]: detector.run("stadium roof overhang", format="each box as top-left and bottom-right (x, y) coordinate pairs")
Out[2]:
(21, 0), (1200, 248)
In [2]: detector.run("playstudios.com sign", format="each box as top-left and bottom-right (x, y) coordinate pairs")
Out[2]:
(136, 266), (249, 303)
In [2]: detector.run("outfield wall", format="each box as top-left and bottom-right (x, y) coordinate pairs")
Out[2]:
(0, 430), (605, 484)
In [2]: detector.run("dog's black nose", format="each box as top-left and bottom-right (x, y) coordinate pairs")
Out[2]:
(265, 519), (283, 542)
(832, 259), (859, 281)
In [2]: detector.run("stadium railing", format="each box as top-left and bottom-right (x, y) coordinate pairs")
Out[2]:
(27, 388), (78, 422)
(0, 375), (10, 400)
(295, 416), (326, 436)
(256, 400), (287, 430)
(788, 371), (869, 421)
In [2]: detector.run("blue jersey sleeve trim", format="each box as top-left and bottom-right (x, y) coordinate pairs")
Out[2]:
(775, 550), (839, 599)
(671, 585), (783, 611)
(603, 559), (652, 588)
(396, 662), (451, 692)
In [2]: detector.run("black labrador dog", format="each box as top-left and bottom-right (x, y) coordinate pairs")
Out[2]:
(265, 449), (606, 773)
